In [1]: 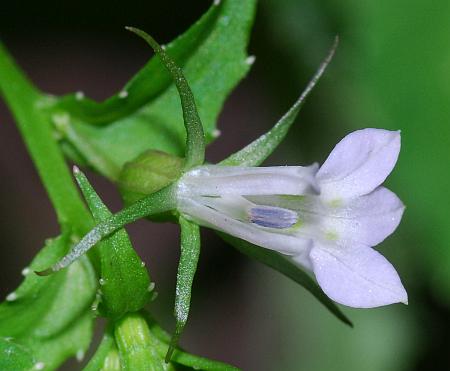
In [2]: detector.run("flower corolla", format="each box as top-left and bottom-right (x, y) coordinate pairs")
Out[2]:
(176, 128), (407, 308)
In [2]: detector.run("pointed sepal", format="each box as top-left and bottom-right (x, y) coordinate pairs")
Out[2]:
(166, 216), (201, 362)
(220, 36), (338, 167)
(36, 180), (177, 275)
(126, 27), (206, 169)
(73, 166), (152, 319)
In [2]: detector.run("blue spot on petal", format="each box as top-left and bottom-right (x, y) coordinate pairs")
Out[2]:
(249, 206), (298, 229)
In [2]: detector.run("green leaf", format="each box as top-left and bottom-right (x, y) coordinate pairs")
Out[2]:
(74, 167), (151, 319)
(32, 254), (96, 338)
(53, 114), (121, 180)
(0, 338), (34, 371)
(126, 27), (205, 169)
(53, 3), (222, 125)
(54, 0), (256, 179)
(26, 311), (93, 371)
(166, 217), (201, 362)
(0, 234), (97, 338)
(220, 36), (338, 167)
(0, 235), (96, 370)
(218, 232), (352, 327)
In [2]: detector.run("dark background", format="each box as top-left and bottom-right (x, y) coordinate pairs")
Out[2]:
(1, 0), (450, 370)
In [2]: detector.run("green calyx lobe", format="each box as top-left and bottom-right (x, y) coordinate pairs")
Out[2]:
(74, 168), (151, 320)
(118, 150), (184, 207)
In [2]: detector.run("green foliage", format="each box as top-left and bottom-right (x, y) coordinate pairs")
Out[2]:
(0, 36), (96, 368)
(52, 0), (256, 180)
(53, 3), (222, 126)
(29, 312), (93, 370)
(1, 0), (257, 364)
(36, 183), (178, 277)
(0, 0), (258, 368)
(84, 313), (239, 371)
(74, 168), (152, 320)
(0, 235), (96, 370)
(0, 0), (361, 368)
(0, 338), (34, 371)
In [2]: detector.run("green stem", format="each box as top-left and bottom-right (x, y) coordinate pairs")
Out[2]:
(115, 313), (167, 371)
(0, 42), (91, 233)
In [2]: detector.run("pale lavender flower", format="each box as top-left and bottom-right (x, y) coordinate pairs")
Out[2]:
(176, 128), (407, 308)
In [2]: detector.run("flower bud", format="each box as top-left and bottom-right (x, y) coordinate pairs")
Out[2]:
(118, 150), (184, 206)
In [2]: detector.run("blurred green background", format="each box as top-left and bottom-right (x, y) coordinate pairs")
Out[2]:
(1, 0), (449, 369)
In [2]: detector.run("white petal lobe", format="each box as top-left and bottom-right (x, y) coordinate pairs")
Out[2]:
(310, 243), (408, 308)
(317, 129), (401, 199)
(323, 186), (405, 246)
